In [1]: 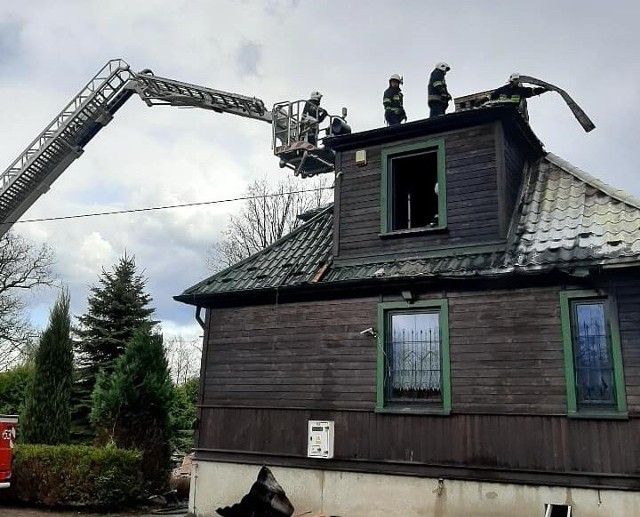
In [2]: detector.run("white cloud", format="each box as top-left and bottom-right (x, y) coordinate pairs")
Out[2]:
(78, 232), (115, 277)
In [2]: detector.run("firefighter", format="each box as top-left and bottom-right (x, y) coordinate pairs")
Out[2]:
(301, 91), (328, 146)
(428, 62), (452, 117)
(490, 73), (549, 118)
(383, 74), (406, 126)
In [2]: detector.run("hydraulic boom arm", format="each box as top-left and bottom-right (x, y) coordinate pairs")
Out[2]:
(0, 59), (279, 238)
(132, 71), (272, 123)
(0, 58), (349, 237)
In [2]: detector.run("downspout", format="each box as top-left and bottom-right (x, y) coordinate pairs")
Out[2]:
(195, 305), (205, 330)
(192, 304), (206, 516)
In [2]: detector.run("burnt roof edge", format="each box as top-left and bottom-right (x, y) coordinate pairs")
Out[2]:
(326, 106), (543, 154)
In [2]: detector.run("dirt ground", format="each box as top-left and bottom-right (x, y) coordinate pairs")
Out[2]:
(0, 506), (189, 517)
(0, 509), (137, 516)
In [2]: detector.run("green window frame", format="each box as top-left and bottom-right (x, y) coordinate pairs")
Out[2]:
(376, 299), (451, 415)
(559, 290), (627, 419)
(380, 138), (447, 235)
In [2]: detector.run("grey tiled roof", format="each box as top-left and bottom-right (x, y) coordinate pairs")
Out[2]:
(178, 205), (333, 300)
(511, 153), (640, 270)
(176, 153), (640, 302)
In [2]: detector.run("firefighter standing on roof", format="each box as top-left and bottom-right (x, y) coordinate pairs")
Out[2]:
(428, 62), (452, 117)
(490, 73), (549, 118)
(383, 74), (406, 126)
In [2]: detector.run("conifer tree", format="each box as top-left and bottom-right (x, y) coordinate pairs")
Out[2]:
(92, 326), (174, 494)
(73, 254), (158, 442)
(21, 289), (73, 444)
(76, 253), (157, 373)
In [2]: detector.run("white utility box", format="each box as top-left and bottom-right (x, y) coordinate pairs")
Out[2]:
(307, 420), (334, 459)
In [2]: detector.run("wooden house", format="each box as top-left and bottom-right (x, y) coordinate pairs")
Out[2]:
(175, 105), (640, 517)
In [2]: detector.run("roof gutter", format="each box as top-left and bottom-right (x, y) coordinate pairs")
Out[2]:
(174, 268), (554, 307)
(175, 260), (640, 308)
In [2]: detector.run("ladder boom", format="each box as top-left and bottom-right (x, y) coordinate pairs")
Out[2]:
(0, 60), (275, 238)
(0, 59), (134, 237)
(0, 58), (341, 237)
(131, 72), (272, 123)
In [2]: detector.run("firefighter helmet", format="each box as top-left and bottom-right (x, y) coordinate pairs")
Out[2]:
(509, 73), (521, 83)
(436, 62), (451, 72)
(388, 74), (403, 84)
(310, 91), (322, 101)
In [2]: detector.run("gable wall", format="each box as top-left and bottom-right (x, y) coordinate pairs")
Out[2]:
(335, 123), (501, 261)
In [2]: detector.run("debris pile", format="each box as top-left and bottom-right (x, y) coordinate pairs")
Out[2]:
(216, 466), (294, 517)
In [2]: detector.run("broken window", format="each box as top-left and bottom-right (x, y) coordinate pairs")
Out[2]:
(390, 151), (438, 230)
(381, 139), (446, 234)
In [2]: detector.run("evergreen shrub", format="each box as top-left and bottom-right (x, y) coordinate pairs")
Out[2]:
(8, 444), (143, 508)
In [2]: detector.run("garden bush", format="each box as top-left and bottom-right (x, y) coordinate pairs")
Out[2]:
(7, 443), (144, 508)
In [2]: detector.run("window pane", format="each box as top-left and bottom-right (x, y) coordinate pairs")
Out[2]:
(572, 301), (616, 407)
(386, 311), (441, 402)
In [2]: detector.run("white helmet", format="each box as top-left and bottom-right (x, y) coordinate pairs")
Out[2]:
(509, 72), (520, 83)
(310, 91), (322, 101)
(436, 62), (451, 72)
(389, 74), (403, 84)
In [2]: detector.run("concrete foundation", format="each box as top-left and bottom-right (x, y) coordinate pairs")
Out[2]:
(189, 460), (640, 516)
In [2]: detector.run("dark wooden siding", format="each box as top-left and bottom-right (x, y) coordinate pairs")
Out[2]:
(197, 278), (640, 488)
(604, 279), (640, 409)
(501, 124), (528, 235)
(198, 407), (640, 488)
(201, 298), (378, 410)
(336, 123), (501, 260)
(449, 286), (566, 413)
(201, 287), (569, 413)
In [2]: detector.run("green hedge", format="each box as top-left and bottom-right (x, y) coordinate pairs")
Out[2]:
(7, 444), (144, 508)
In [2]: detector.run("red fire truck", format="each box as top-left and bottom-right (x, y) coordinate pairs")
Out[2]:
(0, 415), (17, 489)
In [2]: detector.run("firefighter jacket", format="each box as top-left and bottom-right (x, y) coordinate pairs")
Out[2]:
(383, 86), (405, 117)
(302, 98), (328, 123)
(428, 69), (451, 105)
(490, 84), (546, 103)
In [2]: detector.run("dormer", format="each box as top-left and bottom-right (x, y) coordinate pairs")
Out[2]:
(326, 106), (544, 262)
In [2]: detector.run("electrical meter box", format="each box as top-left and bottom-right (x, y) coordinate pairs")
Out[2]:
(307, 420), (334, 459)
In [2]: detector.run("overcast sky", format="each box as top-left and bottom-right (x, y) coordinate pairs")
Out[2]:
(1, 0), (638, 342)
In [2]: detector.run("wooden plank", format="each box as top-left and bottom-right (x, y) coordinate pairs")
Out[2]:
(198, 406), (640, 487)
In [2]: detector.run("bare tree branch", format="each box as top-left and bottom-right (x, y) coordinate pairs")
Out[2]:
(209, 176), (332, 271)
(164, 335), (202, 385)
(0, 231), (56, 370)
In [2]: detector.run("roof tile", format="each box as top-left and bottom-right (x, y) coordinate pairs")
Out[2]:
(177, 153), (640, 301)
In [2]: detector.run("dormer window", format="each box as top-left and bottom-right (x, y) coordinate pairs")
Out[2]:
(380, 138), (446, 235)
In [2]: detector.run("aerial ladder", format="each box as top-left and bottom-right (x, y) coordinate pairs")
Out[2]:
(0, 59), (350, 238)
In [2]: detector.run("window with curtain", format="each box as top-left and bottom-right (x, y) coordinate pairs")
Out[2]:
(385, 311), (442, 403)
